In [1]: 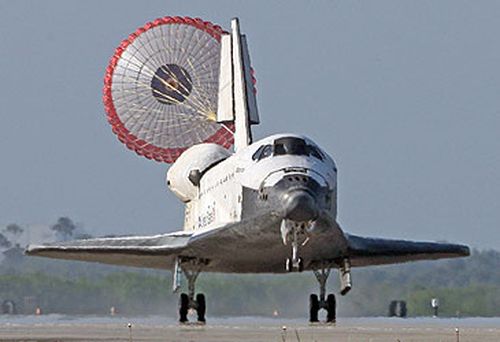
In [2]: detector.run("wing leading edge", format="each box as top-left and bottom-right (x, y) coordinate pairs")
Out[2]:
(345, 234), (470, 267)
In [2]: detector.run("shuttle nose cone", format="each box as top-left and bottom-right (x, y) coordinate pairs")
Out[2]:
(282, 190), (319, 222)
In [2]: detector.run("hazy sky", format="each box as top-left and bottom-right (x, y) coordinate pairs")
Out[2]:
(0, 1), (499, 249)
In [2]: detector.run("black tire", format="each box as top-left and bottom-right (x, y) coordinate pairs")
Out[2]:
(396, 301), (407, 318)
(389, 300), (397, 317)
(196, 293), (206, 322)
(400, 301), (407, 318)
(326, 294), (336, 323)
(309, 294), (319, 323)
(179, 293), (189, 323)
(297, 257), (304, 272)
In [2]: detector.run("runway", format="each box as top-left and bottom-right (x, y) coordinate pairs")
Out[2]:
(0, 316), (499, 341)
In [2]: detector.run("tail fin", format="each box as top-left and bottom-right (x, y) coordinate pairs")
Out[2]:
(217, 18), (259, 152)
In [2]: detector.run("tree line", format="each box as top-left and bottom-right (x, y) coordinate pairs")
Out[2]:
(0, 249), (498, 317)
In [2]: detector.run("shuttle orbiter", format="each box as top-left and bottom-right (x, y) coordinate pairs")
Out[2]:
(27, 17), (469, 323)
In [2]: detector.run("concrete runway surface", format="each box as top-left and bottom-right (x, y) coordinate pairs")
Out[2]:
(0, 316), (499, 341)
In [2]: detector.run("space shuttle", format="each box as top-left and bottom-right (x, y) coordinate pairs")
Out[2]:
(27, 17), (469, 324)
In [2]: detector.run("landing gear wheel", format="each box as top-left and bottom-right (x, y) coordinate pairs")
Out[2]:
(286, 257), (304, 272)
(309, 294), (319, 323)
(179, 293), (189, 323)
(297, 257), (304, 272)
(196, 293), (206, 322)
(326, 293), (336, 323)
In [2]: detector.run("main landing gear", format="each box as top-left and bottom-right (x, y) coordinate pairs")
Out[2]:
(173, 257), (208, 324)
(309, 259), (352, 324)
(280, 219), (354, 323)
(310, 268), (336, 323)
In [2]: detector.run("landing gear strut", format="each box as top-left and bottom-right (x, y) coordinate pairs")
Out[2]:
(310, 267), (336, 323)
(174, 257), (208, 324)
(281, 219), (307, 272)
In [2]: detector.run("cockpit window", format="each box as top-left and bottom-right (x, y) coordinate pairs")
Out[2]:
(260, 144), (273, 159)
(252, 144), (273, 161)
(274, 137), (308, 156)
(307, 145), (324, 161)
(274, 137), (324, 161)
(252, 145), (265, 160)
(252, 138), (325, 162)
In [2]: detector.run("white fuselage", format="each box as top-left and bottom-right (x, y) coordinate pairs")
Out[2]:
(179, 133), (338, 232)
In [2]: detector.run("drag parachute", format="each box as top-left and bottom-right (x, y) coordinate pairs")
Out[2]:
(103, 17), (240, 163)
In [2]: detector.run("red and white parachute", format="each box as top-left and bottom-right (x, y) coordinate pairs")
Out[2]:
(103, 17), (248, 163)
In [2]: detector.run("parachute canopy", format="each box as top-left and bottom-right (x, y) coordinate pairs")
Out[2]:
(103, 17), (236, 163)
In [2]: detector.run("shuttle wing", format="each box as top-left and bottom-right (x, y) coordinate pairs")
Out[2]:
(25, 232), (192, 270)
(26, 214), (289, 273)
(345, 234), (470, 267)
(26, 221), (469, 272)
(25, 213), (316, 273)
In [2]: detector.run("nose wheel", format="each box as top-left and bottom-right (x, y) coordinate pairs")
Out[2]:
(286, 257), (304, 272)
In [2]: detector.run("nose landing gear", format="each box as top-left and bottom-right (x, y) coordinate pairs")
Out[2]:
(281, 219), (309, 272)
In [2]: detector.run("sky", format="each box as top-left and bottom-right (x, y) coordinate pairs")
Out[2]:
(0, 0), (499, 249)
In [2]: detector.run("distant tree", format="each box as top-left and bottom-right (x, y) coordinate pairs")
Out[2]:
(0, 234), (11, 249)
(2, 244), (24, 266)
(74, 233), (93, 240)
(51, 217), (76, 240)
(4, 224), (23, 236)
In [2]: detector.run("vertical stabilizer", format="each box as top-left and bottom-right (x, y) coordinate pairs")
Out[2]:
(217, 18), (259, 152)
